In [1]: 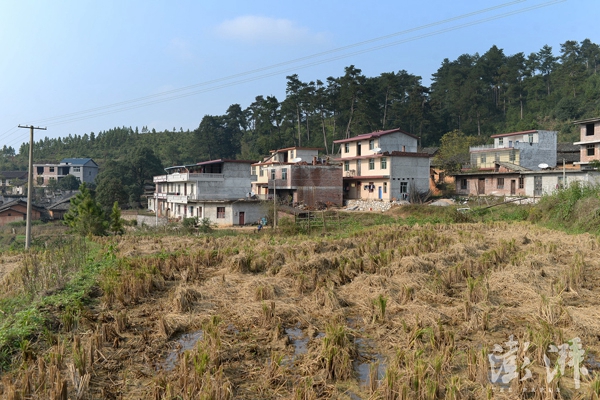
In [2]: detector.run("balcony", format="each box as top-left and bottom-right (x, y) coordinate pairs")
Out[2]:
(470, 144), (515, 152)
(154, 172), (224, 183)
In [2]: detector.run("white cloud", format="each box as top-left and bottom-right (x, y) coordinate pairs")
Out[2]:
(215, 15), (327, 45)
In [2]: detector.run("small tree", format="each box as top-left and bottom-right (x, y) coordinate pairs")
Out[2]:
(57, 174), (81, 190)
(110, 201), (124, 235)
(63, 183), (107, 236)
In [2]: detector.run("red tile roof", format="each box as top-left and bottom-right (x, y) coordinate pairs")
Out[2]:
(333, 128), (418, 144)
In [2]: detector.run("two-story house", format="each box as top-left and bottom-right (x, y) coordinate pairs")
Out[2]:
(469, 130), (557, 170)
(573, 117), (600, 168)
(251, 147), (343, 207)
(453, 129), (600, 198)
(33, 158), (98, 187)
(0, 171), (28, 195)
(333, 128), (431, 201)
(149, 159), (263, 226)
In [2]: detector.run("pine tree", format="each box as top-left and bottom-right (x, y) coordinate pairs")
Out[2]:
(110, 201), (124, 235)
(63, 183), (107, 236)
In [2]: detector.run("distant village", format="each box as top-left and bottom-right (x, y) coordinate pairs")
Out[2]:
(2, 117), (600, 227)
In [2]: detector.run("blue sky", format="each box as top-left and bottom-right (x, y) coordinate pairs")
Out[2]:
(0, 0), (598, 153)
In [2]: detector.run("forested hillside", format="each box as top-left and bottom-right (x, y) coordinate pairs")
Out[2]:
(6, 38), (600, 171)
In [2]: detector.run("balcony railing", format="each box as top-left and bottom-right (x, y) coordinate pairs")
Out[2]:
(154, 173), (224, 183)
(470, 144), (515, 152)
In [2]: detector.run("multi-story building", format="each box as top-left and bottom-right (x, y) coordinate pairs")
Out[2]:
(0, 171), (28, 195)
(469, 130), (557, 170)
(333, 128), (431, 201)
(573, 117), (600, 168)
(33, 158), (98, 186)
(149, 159), (263, 226)
(251, 147), (343, 207)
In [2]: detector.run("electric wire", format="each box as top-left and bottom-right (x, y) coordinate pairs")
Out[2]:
(2, 0), (565, 149)
(25, 0), (526, 127)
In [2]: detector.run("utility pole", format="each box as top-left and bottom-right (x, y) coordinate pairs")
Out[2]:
(18, 125), (47, 249)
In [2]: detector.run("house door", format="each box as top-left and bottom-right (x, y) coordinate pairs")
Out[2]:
(357, 142), (361, 156)
(510, 180), (516, 195)
(478, 178), (485, 195)
(378, 186), (382, 199)
(239, 212), (245, 225)
(534, 176), (542, 196)
(356, 160), (361, 176)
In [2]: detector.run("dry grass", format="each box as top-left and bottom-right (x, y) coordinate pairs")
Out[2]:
(1, 221), (600, 399)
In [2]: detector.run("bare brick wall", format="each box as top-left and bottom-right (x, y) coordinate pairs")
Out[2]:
(291, 165), (343, 206)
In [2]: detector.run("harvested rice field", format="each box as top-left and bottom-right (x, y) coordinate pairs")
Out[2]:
(1, 220), (600, 399)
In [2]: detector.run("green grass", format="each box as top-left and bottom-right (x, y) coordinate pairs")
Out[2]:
(530, 182), (600, 235)
(0, 238), (114, 370)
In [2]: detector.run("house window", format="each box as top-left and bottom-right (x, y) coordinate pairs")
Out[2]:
(189, 206), (194, 215)
(494, 153), (500, 162)
(259, 168), (264, 177)
(344, 143), (349, 153)
(369, 139), (375, 150)
(586, 123), (594, 136)
(480, 154), (486, 163)
(460, 179), (468, 190)
(72, 167), (80, 172)
(217, 207), (225, 218)
(557, 176), (565, 189)
(518, 176), (524, 189)
(37, 177), (43, 185)
(380, 157), (387, 169)
(498, 138), (504, 147)
(509, 150), (515, 162)
(282, 168), (287, 180)
(251, 166), (256, 176)
(177, 204), (181, 214)
(400, 182), (408, 193)
(368, 158), (375, 170)
(587, 144), (595, 157)
(49, 167), (54, 172)
(383, 182), (387, 193)
(344, 161), (350, 172)
(497, 178), (504, 189)
(271, 169), (275, 180)
(528, 133), (534, 143)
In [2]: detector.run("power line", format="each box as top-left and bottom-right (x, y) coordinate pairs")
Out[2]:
(23, 0), (530, 127)
(3, 0), (565, 145)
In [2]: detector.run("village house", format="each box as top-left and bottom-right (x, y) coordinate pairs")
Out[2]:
(453, 129), (572, 197)
(251, 147), (343, 207)
(468, 130), (557, 170)
(0, 171), (28, 195)
(573, 117), (600, 168)
(33, 158), (98, 187)
(0, 199), (44, 226)
(455, 166), (600, 198)
(149, 159), (263, 226)
(47, 195), (76, 220)
(333, 128), (431, 201)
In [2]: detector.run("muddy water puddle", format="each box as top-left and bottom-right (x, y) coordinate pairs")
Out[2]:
(159, 330), (204, 371)
(286, 327), (309, 356)
(353, 337), (387, 388)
